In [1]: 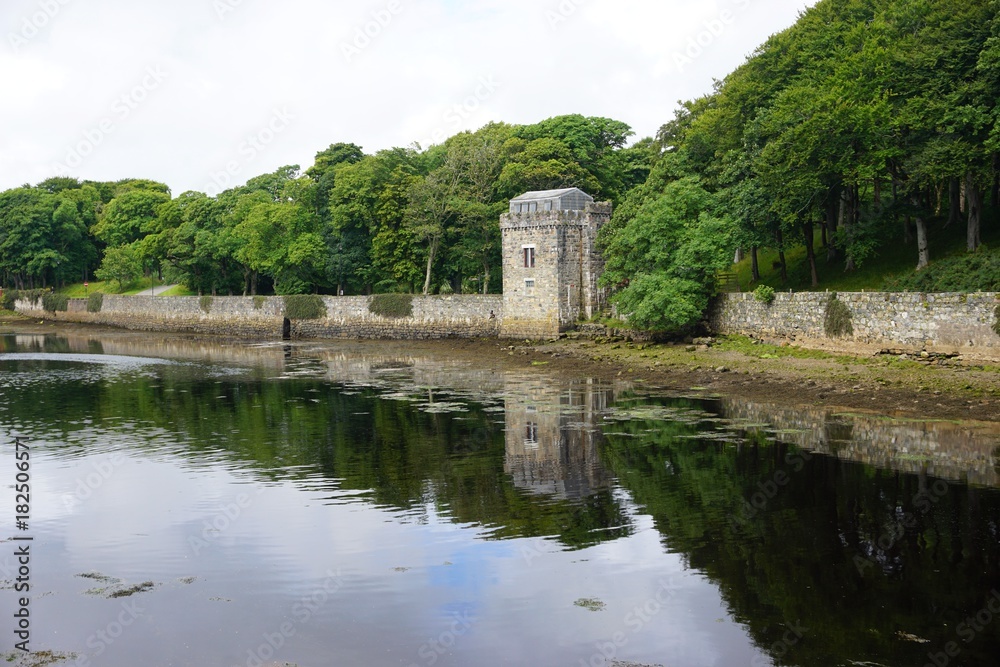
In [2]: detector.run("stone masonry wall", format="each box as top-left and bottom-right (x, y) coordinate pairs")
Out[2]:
(16, 294), (503, 341)
(711, 292), (1000, 357)
(499, 205), (611, 339)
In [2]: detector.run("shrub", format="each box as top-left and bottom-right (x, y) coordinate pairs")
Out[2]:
(284, 294), (327, 320)
(253, 296), (266, 310)
(369, 293), (414, 319)
(824, 294), (854, 338)
(439, 282), (454, 295)
(42, 293), (69, 313)
(1, 289), (20, 311)
(752, 285), (776, 305)
(87, 292), (104, 313)
(199, 296), (214, 314)
(993, 305), (1000, 338)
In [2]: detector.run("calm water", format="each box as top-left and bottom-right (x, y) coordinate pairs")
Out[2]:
(1, 331), (1000, 667)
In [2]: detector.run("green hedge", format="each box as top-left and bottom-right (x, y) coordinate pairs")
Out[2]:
(2, 289), (48, 311)
(284, 295), (327, 320)
(0, 289), (18, 311)
(369, 293), (414, 319)
(42, 293), (69, 313)
(87, 292), (104, 313)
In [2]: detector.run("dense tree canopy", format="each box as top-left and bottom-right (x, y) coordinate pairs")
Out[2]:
(4, 0), (1000, 333)
(597, 0), (1000, 331)
(0, 115), (641, 298)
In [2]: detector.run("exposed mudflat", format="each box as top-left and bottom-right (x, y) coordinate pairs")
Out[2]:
(3, 311), (998, 424)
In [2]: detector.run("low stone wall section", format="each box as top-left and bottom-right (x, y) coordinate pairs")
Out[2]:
(16, 294), (504, 340)
(711, 292), (1000, 358)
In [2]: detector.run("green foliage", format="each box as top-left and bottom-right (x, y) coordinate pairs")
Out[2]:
(284, 294), (327, 320)
(253, 296), (266, 310)
(438, 282), (454, 295)
(752, 285), (776, 305)
(884, 247), (1000, 292)
(95, 245), (143, 292)
(42, 292), (69, 313)
(369, 293), (414, 319)
(0, 289), (19, 311)
(601, 176), (733, 332)
(87, 292), (104, 313)
(824, 295), (854, 339)
(993, 305), (1000, 338)
(199, 296), (214, 314)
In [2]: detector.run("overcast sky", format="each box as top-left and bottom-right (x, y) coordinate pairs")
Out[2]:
(1, 0), (814, 196)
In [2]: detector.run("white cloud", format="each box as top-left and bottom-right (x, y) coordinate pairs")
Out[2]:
(0, 0), (814, 195)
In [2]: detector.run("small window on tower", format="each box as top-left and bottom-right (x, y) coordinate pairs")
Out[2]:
(525, 279), (535, 296)
(523, 246), (536, 268)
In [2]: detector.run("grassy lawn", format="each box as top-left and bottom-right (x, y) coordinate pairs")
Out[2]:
(732, 217), (1000, 293)
(157, 285), (197, 296)
(58, 278), (175, 297)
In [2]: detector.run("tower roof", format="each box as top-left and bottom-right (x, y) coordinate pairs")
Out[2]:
(510, 188), (594, 203)
(509, 188), (595, 214)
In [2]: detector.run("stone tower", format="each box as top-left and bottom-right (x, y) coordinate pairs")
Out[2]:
(499, 188), (611, 339)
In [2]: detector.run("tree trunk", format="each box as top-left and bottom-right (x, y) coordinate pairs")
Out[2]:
(966, 173), (983, 252)
(775, 227), (788, 285)
(993, 153), (1000, 209)
(803, 222), (819, 287)
(825, 193), (839, 263)
(915, 215), (930, 271)
(482, 264), (491, 295)
(841, 186), (856, 272)
(422, 237), (440, 296)
(751, 247), (760, 283)
(946, 177), (961, 228)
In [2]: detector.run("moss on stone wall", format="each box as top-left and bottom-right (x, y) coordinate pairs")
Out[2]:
(42, 293), (69, 313)
(993, 304), (1000, 337)
(369, 294), (413, 319)
(284, 295), (327, 320)
(87, 292), (104, 313)
(199, 296), (214, 314)
(253, 296), (266, 310)
(824, 295), (854, 338)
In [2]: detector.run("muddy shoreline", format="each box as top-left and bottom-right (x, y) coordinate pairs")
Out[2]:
(3, 312), (998, 424)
